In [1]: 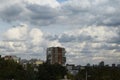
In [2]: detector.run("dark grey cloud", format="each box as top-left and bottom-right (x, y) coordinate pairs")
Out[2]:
(59, 34), (76, 42)
(0, 0), (60, 26)
(58, 26), (120, 64)
(59, 33), (93, 43)
(0, 0), (120, 27)
(44, 34), (58, 41)
(94, 43), (120, 51)
(27, 4), (58, 19)
(59, 26), (120, 44)
(26, 4), (60, 25)
(60, 0), (120, 26)
(0, 0), (120, 65)
(0, 3), (24, 22)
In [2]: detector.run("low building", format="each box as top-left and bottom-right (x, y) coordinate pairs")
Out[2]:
(117, 64), (120, 68)
(99, 61), (104, 67)
(4, 55), (20, 63)
(112, 64), (116, 67)
(20, 59), (44, 70)
(66, 64), (79, 75)
(12, 56), (21, 63)
(34, 60), (44, 66)
(21, 59), (44, 66)
(4, 55), (13, 60)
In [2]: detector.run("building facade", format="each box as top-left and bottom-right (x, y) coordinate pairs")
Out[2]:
(46, 47), (66, 65)
(66, 64), (80, 75)
(4, 55), (20, 63)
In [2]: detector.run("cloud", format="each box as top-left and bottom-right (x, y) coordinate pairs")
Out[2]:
(3, 24), (28, 40)
(0, 0), (120, 65)
(48, 40), (62, 47)
(59, 26), (120, 64)
(59, 26), (120, 43)
(29, 28), (43, 45)
(0, 0), (60, 25)
(0, 24), (120, 65)
(24, 0), (60, 8)
(60, 0), (120, 26)
(26, 4), (60, 25)
(0, 24), (62, 60)
(0, 0), (120, 27)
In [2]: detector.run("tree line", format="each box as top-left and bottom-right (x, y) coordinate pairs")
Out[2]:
(0, 58), (67, 80)
(70, 65), (120, 80)
(0, 57), (120, 80)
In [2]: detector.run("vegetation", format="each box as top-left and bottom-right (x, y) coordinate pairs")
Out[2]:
(0, 58), (120, 80)
(0, 58), (27, 80)
(76, 65), (120, 80)
(36, 63), (67, 80)
(0, 58), (67, 80)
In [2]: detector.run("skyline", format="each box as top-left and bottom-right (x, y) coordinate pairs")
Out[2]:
(0, 0), (120, 65)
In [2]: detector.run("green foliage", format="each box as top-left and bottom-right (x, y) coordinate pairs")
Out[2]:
(1, 58), (120, 80)
(0, 58), (67, 80)
(0, 58), (26, 80)
(25, 63), (37, 80)
(36, 63), (67, 80)
(76, 66), (120, 80)
(67, 73), (76, 80)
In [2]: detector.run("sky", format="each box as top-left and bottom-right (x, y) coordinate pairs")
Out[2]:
(0, 0), (120, 65)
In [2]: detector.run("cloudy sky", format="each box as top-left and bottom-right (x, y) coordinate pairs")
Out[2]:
(0, 0), (120, 65)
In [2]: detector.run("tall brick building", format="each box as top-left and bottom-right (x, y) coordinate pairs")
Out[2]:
(46, 47), (66, 65)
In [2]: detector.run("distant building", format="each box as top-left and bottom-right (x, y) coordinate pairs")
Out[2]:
(29, 59), (38, 64)
(20, 59), (44, 70)
(66, 64), (74, 70)
(86, 63), (91, 67)
(46, 47), (66, 65)
(34, 60), (44, 66)
(4, 55), (20, 63)
(21, 59), (44, 66)
(117, 64), (120, 68)
(12, 56), (21, 63)
(66, 64), (79, 75)
(99, 61), (104, 67)
(105, 64), (109, 67)
(112, 64), (116, 67)
(4, 55), (12, 60)
(20, 59), (28, 64)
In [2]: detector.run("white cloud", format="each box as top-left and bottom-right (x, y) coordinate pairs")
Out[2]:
(59, 26), (120, 64)
(3, 24), (28, 40)
(0, 24), (63, 60)
(24, 0), (60, 8)
(29, 28), (43, 45)
(1, 0), (120, 27)
(0, 24), (120, 65)
(48, 40), (62, 47)
(0, 0), (120, 65)
(60, 26), (119, 42)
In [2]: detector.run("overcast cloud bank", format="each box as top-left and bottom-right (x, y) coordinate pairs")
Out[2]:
(0, 0), (120, 65)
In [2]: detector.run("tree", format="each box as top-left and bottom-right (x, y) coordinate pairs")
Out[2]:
(36, 63), (67, 80)
(0, 58), (27, 80)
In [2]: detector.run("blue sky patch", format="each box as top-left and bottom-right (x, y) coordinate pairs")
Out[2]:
(57, 0), (67, 3)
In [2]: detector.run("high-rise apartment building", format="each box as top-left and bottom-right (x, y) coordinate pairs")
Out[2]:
(46, 47), (66, 65)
